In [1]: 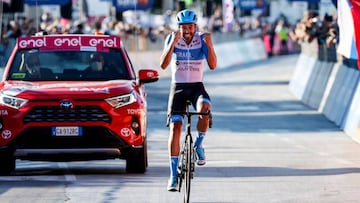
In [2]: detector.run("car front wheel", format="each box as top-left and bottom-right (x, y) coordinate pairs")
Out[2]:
(126, 139), (148, 173)
(0, 150), (15, 175)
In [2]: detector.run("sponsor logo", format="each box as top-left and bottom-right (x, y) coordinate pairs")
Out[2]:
(19, 37), (47, 48)
(2, 130), (11, 139)
(60, 100), (74, 111)
(127, 109), (141, 114)
(18, 36), (119, 49)
(69, 87), (110, 94)
(3, 83), (113, 95)
(89, 38), (117, 47)
(0, 110), (9, 116)
(175, 51), (191, 58)
(121, 128), (131, 137)
(54, 36), (82, 47)
(146, 71), (154, 78)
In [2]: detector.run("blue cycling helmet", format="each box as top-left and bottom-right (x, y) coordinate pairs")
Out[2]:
(176, 9), (198, 25)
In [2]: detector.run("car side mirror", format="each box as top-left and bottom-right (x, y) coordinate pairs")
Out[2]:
(138, 69), (159, 84)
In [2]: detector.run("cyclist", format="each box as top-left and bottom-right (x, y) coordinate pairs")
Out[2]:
(159, 9), (217, 191)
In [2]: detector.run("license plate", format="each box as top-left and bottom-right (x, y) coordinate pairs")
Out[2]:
(52, 126), (82, 136)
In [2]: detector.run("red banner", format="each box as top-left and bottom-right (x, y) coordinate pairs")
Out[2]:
(17, 35), (121, 51)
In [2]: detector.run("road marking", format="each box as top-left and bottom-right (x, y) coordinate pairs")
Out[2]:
(235, 105), (260, 111)
(269, 133), (355, 165)
(57, 163), (77, 182)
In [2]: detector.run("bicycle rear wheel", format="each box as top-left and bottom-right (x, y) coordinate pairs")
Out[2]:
(184, 135), (192, 203)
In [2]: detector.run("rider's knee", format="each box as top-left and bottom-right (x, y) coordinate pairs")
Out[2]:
(197, 98), (211, 112)
(170, 119), (183, 135)
(170, 114), (183, 123)
(170, 115), (183, 129)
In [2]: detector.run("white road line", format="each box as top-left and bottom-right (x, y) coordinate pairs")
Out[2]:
(57, 163), (77, 182)
(269, 133), (355, 165)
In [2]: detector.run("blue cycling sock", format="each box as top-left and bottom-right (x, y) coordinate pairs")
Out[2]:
(194, 132), (205, 148)
(170, 156), (179, 177)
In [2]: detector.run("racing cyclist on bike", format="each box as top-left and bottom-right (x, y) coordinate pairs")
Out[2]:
(160, 9), (217, 191)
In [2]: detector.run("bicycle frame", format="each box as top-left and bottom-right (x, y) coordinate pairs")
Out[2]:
(175, 102), (210, 203)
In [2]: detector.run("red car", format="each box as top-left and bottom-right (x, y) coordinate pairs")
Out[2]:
(0, 34), (159, 174)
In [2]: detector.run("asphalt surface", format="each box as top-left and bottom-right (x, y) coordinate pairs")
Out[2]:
(1, 54), (360, 203)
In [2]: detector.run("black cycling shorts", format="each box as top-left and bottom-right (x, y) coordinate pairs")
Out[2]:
(167, 82), (211, 126)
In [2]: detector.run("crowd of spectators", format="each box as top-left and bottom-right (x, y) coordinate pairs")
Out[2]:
(289, 10), (338, 48)
(261, 10), (338, 57)
(0, 7), (339, 66)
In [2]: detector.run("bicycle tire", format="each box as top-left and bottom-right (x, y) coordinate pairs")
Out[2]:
(184, 135), (192, 203)
(177, 147), (185, 192)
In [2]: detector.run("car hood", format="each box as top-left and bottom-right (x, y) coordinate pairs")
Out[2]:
(0, 80), (136, 100)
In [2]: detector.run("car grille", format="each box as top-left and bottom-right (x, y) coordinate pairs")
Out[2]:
(23, 105), (111, 124)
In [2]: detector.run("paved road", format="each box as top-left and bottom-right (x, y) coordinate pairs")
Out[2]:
(1, 54), (360, 203)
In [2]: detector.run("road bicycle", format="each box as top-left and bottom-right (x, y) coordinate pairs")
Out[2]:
(175, 101), (210, 203)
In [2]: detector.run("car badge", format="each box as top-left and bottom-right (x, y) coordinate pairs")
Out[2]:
(60, 100), (74, 111)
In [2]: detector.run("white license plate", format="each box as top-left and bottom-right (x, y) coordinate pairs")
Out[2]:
(52, 126), (82, 136)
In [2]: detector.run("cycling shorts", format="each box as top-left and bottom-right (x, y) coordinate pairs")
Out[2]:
(167, 82), (211, 126)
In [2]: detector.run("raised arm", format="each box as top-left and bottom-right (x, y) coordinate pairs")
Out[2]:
(160, 32), (181, 70)
(202, 33), (217, 70)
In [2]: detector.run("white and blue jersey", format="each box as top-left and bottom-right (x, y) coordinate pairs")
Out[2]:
(164, 32), (209, 83)
(164, 32), (212, 125)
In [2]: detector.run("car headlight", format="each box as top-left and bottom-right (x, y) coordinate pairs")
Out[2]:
(0, 93), (28, 109)
(105, 91), (137, 108)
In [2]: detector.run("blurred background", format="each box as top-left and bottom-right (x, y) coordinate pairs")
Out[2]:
(0, 0), (337, 66)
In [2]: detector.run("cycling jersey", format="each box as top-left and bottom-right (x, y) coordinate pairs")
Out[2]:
(164, 32), (209, 83)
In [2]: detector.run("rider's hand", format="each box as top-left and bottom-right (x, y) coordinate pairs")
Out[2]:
(202, 33), (213, 47)
(172, 31), (181, 44)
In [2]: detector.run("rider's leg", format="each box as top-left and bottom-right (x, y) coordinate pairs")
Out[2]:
(194, 99), (211, 166)
(167, 116), (183, 191)
(195, 99), (211, 148)
(169, 120), (182, 176)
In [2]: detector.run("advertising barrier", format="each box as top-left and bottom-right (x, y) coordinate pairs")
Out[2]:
(129, 37), (268, 78)
(289, 40), (318, 100)
(289, 42), (360, 143)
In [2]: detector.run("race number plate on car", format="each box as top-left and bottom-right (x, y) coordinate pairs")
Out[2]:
(52, 126), (82, 136)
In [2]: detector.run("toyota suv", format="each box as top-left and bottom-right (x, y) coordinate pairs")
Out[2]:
(0, 34), (159, 174)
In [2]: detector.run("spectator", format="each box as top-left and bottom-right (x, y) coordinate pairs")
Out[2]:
(23, 19), (37, 36)
(93, 20), (103, 35)
(208, 6), (223, 33)
(275, 20), (289, 55)
(147, 27), (157, 43)
(6, 21), (22, 39)
(71, 21), (85, 34)
(263, 22), (276, 57)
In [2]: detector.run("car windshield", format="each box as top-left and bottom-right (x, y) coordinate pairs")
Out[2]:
(7, 49), (131, 81)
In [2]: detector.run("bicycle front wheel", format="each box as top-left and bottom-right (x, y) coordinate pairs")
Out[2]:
(184, 135), (192, 203)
